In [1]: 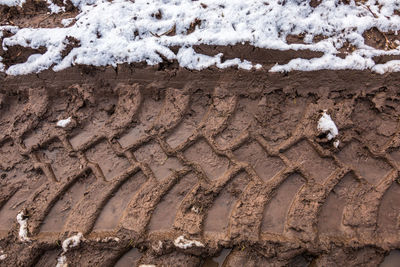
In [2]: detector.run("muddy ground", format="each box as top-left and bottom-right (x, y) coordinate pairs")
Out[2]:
(0, 63), (400, 266)
(1, 2), (400, 264)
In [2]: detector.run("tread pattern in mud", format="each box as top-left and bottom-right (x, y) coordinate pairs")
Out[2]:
(1, 77), (400, 266)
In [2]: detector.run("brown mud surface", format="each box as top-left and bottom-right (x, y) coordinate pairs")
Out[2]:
(2, 44), (400, 266)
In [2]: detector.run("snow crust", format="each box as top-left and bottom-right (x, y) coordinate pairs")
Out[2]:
(174, 235), (204, 249)
(318, 111), (338, 140)
(56, 117), (72, 127)
(16, 211), (30, 242)
(1, 0), (400, 75)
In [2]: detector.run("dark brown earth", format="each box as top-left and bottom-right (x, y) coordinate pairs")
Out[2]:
(1, 62), (400, 266)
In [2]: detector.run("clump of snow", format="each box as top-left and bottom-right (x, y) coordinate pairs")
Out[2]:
(2, 0), (400, 74)
(333, 139), (340, 148)
(0, 249), (7, 261)
(56, 233), (84, 267)
(270, 53), (376, 72)
(62, 232), (83, 252)
(177, 47), (255, 70)
(191, 206), (200, 213)
(318, 111), (338, 141)
(174, 235), (204, 249)
(372, 60), (400, 74)
(56, 117), (72, 128)
(16, 211), (30, 242)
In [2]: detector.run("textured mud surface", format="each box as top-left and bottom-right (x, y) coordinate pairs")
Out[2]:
(1, 65), (400, 266)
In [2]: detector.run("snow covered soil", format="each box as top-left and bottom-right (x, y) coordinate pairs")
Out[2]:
(1, 0), (400, 75)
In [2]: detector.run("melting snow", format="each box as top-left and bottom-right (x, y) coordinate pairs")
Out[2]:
(318, 111), (338, 141)
(174, 235), (204, 249)
(1, 0), (400, 74)
(16, 211), (30, 242)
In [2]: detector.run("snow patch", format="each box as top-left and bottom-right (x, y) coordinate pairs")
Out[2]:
(2, 0), (400, 74)
(318, 111), (338, 141)
(333, 139), (340, 148)
(16, 211), (30, 242)
(56, 117), (72, 128)
(373, 60), (400, 74)
(46, 0), (65, 14)
(61, 18), (75, 27)
(270, 53), (375, 73)
(174, 235), (204, 249)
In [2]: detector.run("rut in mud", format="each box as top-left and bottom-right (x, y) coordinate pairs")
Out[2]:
(1, 67), (400, 266)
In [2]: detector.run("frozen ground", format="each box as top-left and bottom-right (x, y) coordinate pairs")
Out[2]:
(1, 0), (400, 74)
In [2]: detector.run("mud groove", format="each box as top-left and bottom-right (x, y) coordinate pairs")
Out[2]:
(1, 68), (400, 266)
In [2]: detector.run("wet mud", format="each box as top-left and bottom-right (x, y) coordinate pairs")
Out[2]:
(1, 46), (400, 266)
